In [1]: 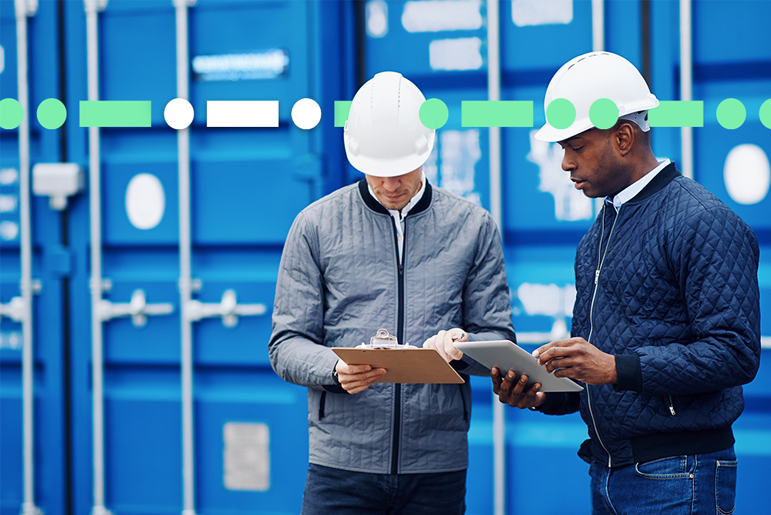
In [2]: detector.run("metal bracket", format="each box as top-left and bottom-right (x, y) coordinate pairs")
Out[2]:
(184, 290), (266, 328)
(99, 289), (174, 327)
(84, 0), (108, 14)
(15, 0), (38, 17)
(172, 0), (197, 8)
(20, 501), (43, 515)
(0, 296), (25, 323)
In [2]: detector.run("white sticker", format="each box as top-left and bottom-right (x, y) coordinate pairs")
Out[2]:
(402, 0), (482, 33)
(366, 0), (389, 38)
(223, 422), (270, 492)
(723, 144), (770, 205)
(0, 45), (4, 74)
(0, 195), (18, 213)
(429, 37), (483, 71)
(512, 0), (573, 27)
(125, 173), (165, 230)
(0, 221), (19, 240)
(0, 168), (19, 185)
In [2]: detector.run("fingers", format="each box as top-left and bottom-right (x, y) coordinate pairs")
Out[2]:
(339, 368), (387, 394)
(491, 367), (502, 395)
(423, 329), (465, 363)
(493, 369), (543, 409)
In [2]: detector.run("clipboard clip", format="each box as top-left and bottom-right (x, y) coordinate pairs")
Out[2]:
(357, 328), (416, 349)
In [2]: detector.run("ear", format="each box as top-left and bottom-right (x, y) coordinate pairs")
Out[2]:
(614, 122), (635, 156)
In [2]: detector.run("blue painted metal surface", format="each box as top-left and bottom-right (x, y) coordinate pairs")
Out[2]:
(0, 1), (67, 514)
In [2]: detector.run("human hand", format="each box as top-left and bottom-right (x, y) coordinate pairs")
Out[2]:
(533, 337), (617, 385)
(491, 367), (546, 409)
(335, 359), (387, 394)
(422, 328), (466, 363)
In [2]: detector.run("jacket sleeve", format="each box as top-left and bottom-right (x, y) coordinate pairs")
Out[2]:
(459, 211), (517, 377)
(268, 211), (342, 392)
(622, 207), (761, 396)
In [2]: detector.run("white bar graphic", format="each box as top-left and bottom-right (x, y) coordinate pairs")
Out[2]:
(207, 101), (279, 127)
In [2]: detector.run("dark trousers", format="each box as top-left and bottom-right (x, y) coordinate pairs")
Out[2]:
(301, 463), (467, 515)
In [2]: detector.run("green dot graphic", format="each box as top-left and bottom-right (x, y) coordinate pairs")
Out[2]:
(716, 98), (745, 130)
(758, 99), (771, 130)
(546, 98), (575, 130)
(37, 98), (67, 130)
(420, 98), (449, 130)
(589, 98), (619, 130)
(0, 98), (24, 130)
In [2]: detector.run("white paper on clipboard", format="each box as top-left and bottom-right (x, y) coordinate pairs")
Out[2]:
(454, 340), (584, 392)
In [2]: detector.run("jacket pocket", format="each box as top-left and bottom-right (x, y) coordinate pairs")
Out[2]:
(319, 391), (327, 420)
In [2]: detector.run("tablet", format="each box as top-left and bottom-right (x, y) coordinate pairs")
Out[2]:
(454, 340), (584, 392)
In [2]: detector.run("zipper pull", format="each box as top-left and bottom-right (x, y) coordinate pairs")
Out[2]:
(595, 269), (600, 285)
(668, 395), (676, 416)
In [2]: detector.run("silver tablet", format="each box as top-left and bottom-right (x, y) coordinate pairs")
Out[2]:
(454, 340), (584, 392)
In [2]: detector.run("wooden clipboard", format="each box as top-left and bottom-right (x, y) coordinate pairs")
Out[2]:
(332, 347), (465, 384)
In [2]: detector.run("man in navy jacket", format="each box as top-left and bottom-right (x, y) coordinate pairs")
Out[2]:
(493, 52), (761, 514)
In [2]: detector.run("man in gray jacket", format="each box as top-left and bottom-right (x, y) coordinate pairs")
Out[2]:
(269, 71), (515, 515)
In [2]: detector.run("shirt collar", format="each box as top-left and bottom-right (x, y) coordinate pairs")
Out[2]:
(608, 158), (671, 211)
(367, 172), (426, 219)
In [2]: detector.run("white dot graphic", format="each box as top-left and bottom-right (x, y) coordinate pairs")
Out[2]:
(164, 98), (194, 130)
(291, 98), (322, 130)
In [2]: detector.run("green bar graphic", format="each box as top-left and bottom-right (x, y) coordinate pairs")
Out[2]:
(335, 101), (352, 127)
(462, 101), (533, 127)
(648, 101), (704, 128)
(80, 101), (152, 127)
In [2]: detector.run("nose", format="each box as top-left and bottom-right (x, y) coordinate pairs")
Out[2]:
(561, 152), (575, 173)
(382, 177), (401, 192)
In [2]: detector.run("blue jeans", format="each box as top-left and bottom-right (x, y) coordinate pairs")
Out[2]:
(301, 463), (467, 515)
(590, 447), (737, 514)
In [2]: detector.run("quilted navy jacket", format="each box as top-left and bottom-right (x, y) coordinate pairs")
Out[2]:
(539, 163), (761, 468)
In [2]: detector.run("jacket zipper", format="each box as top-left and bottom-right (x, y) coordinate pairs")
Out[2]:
(667, 395), (677, 416)
(587, 204), (620, 468)
(390, 216), (406, 475)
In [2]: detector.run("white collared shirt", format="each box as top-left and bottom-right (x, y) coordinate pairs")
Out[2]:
(368, 173), (426, 264)
(608, 158), (671, 212)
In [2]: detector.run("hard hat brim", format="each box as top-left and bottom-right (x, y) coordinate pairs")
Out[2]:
(534, 120), (595, 143)
(346, 147), (432, 178)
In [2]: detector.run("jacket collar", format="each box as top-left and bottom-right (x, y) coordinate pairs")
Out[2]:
(358, 178), (433, 217)
(628, 162), (681, 204)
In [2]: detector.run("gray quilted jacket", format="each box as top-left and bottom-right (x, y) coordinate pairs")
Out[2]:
(269, 179), (516, 474)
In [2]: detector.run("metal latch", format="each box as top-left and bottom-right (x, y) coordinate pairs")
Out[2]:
(0, 296), (25, 323)
(98, 289), (174, 327)
(184, 290), (266, 327)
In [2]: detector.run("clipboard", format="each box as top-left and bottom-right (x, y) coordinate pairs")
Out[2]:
(453, 340), (584, 392)
(332, 347), (465, 384)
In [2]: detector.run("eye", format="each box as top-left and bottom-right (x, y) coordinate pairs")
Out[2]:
(571, 146), (584, 153)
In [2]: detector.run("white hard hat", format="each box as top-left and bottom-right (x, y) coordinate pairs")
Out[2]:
(344, 71), (435, 177)
(535, 52), (659, 142)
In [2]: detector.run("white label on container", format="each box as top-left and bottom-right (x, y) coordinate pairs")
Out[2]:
(125, 173), (165, 230)
(366, 0), (389, 38)
(0, 221), (19, 240)
(402, 0), (482, 33)
(0, 168), (18, 185)
(512, 0), (573, 27)
(724, 143), (770, 205)
(0, 195), (18, 213)
(223, 422), (270, 491)
(429, 37), (483, 71)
